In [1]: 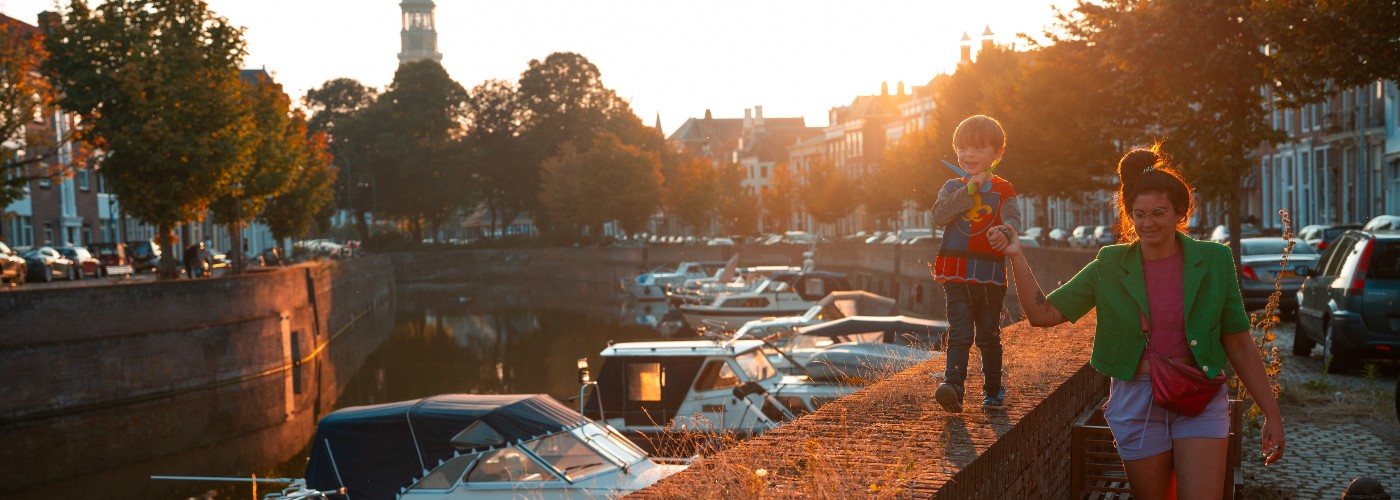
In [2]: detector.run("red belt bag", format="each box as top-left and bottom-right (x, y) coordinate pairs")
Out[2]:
(1140, 313), (1224, 417)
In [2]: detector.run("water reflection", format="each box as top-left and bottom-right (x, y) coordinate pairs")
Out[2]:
(4, 285), (670, 500)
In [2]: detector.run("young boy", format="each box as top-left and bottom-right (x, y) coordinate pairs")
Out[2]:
(930, 114), (1021, 412)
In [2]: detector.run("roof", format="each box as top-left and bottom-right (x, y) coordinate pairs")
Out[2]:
(304, 394), (579, 500)
(603, 339), (763, 357)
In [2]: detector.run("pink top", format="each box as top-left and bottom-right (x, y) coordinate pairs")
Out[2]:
(1143, 250), (1191, 358)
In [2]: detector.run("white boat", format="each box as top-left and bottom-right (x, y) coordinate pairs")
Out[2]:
(667, 265), (801, 306)
(621, 261), (727, 301)
(263, 394), (682, 499)
(582, 338), (857, 456)
(677, 270), (853, 331)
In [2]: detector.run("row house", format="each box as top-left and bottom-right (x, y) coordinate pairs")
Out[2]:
(1254, 80), (1399, 233)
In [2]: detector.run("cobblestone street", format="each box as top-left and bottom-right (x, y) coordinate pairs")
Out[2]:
(1243, 322), (1400, 498)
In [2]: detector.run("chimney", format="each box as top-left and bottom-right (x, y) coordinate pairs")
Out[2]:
(881, 81), (889, 96)
(897, 81), (906, 95)
(981, 25), (995, 56)
(744, 108), (753, 129)
(959, 31), (972, 65)
(755, 105), (765, 127)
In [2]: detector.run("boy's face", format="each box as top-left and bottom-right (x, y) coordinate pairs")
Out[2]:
(956, 144), (1004, 176)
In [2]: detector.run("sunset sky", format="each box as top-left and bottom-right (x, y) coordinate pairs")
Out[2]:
(3, 0), (1068, 136)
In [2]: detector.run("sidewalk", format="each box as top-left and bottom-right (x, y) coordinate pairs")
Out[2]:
(1242, 323), (1400, 498)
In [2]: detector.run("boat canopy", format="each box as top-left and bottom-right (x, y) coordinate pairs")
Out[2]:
(305, 394), (579, 500)
(805, 290), (898, 320)
(795, 315), (949, 344)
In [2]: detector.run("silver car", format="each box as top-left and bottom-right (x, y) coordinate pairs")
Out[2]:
(1237, 237), (1320, 319)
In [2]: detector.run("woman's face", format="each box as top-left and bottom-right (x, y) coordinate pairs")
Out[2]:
(1129, 192), (1179, 246)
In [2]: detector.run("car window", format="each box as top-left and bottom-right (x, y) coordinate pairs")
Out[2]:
(1368, 241), (1400, 280)
(1339, 238), (1373, 278)
(1241, 239), (1316, 255)
(1317, 235), (1353, 276)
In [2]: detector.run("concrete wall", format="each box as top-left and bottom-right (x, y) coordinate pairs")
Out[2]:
(0, 256), (395, 498)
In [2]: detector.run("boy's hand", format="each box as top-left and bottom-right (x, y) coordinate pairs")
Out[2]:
(988, 224), (1021, 256)
(968, 171), (991, 187)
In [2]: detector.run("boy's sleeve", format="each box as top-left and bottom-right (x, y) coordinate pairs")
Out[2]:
(931, 179), (973, 227)
(1000, 195), (1023, 233)
(1045, 249), (1104, 323)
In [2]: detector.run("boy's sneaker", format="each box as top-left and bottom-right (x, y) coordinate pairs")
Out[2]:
(981, 386), (1007, 409)
(935, 383), (964, 413)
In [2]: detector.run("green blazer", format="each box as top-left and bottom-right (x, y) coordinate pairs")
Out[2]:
(1047, 232), (1252, 381)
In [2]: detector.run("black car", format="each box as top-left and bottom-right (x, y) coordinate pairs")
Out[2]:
(1296, 224), (1361, 253)
(0, 241), (26, 284)
(1294, 230), (1400, 372)
(125, 239), (162, 273)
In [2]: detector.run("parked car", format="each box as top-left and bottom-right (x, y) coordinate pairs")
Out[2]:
(1236, 237), (1320, 318)
(706, 237), (735, 246)
(125, 239), (162, 273)
(1209, 223), (1262, 244)
(56, 246), (102, 278)
(1361, 214), (1400, 232)
(1047, 228), (1071, 248)
(1297, 224), (1362, 253)
(1092, 225), (1117, 247)
(1023, 227), (1047, 246)
(1294, 230), (1400, 372)
(87, 242), (134, 276)
(0, 241), (27, 284)
(21, 246), (76, 282)
(1069, 225), (1095, 248)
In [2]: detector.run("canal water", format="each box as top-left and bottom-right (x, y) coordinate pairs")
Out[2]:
(21, 285), (677, 500)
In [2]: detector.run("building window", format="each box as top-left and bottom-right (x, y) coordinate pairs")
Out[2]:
(43, 223), (54, 246)
(78, 168), (89, 191)
(82, 226), (92, 245)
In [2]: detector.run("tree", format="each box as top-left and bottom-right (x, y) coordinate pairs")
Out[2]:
(665, 153), (720, 233)
(263, 123), (337, 243)
(517, 52), (640, 220)
(801, 159), (857, 226)
(462, 79), (525, 240)
(1250, 0), (1400, 106)
(880, 126), (950, 213)
(210, 72), (300, 272)
(715, 163), (758, 235)
(304, 77), (377, 240)
(348, 60), (471, 241)
(763, 162), (801, 233)
(42, 0), (253, 279)
(1058, 0), (1283, 263)
(539, 133), (663, 238)
(0, 18), (85, 211)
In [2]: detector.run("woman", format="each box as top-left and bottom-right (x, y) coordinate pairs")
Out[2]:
(986, 146), (1284, 499)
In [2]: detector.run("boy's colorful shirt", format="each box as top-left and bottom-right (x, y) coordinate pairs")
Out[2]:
(934, 176), (1016, 285)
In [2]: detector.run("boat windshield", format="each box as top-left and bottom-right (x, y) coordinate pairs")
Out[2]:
(571, 422), (647, 466)
(736, 351), (777, 381)
(525, 430), (619, 480)
(790, 331), (884, 350)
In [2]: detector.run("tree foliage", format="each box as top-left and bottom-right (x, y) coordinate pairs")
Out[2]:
(0, 18), (78, 210)
(762, 162), (801, 233)
(304, 77), (377, 240)
(463, 78), (525, 239)
(801, 159), (856, 225)
(263, 123), (337, 241)
(346, 60), (471, 240)
(209, 73), (301, 269)
(539, 133), (662, 236)
(715, 163), (758, 235)
(42, 0), (252, 278)
(665, 153), (719, 232)
(1250, 0), (1400, 106)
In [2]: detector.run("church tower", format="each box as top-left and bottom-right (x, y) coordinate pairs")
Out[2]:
(398, 0), (442, 65)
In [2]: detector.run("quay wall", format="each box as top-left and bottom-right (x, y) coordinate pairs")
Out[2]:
(390, 242), (1097, 320)
(0, 256), (395, 497)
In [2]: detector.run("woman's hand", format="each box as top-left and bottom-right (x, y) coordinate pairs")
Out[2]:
(1261, 415), (1285, 465)
(988, 224), (1021, 256)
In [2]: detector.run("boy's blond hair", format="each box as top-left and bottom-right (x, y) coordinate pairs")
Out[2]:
(952, 115), (1006, 150)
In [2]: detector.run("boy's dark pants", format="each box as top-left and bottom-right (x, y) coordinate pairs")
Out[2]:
(943, 281), (1006, 391)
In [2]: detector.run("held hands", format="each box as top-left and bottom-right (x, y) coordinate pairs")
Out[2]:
(967, 172), (991, 193)
(1261, 416), (1285, 465)
(987, 224), (1021, 256)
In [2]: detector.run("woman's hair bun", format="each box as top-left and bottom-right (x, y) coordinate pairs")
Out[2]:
(1118, 149), (1158, 183)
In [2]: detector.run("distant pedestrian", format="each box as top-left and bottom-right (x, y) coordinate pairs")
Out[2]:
(183, 242), (208, 278)
(929, 114), (1022, 412)
(988, 144), (1285, 498)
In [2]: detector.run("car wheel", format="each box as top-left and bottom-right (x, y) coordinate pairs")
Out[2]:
(1290, 324), (1316, 357)
(1323, 320), (1355, 374)
(41, 264), (52, 282)
(73, 267), (82, 280)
